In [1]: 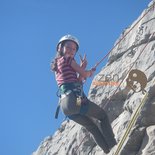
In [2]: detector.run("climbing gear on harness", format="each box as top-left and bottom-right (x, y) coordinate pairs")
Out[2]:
(54, 82), (88, 119)
(76, 96), (82, 106)
(59, 82), (87, 105)
(75, 83), (85, 106)
(57, 34), (80, 51)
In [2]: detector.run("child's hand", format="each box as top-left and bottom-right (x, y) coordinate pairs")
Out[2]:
(89, 67), (96, 77)
(79, 54), (87, 69)
(91, 67), (96, 72)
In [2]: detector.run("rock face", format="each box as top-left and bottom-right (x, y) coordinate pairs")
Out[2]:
(33, 1), (155, 155)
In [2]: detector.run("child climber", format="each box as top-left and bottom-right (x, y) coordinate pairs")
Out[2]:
(51, 34), (116, 154)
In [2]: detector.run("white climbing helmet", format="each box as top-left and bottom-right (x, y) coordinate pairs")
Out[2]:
(57, 34), (79, 51)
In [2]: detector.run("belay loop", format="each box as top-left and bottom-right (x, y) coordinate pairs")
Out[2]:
(73, 83), (87, 106)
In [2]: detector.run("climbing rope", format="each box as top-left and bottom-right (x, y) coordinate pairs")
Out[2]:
(114, 92), (149, 155)
(103, 32), (155, 108)
(113, 32), (155, 154)
(93, 1), (155, 69)
(114, 78), (155, 155)
(107, 32), (154, 154)
(72, 2), (155, 154)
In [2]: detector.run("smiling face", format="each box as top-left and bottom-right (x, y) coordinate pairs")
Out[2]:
(62, 41), (77, 58)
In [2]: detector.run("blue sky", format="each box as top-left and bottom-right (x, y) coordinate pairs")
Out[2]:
(0, 0), (151, 155)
